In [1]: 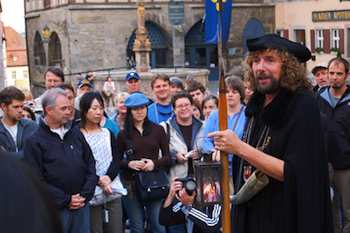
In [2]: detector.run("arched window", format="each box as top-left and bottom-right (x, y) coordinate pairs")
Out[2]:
(127, 21), (169, 68)
(242, 18), (265, 55)
(48, 32), (62, 67)
(33, 31), (46, 66)
(185, 21), (218, 80)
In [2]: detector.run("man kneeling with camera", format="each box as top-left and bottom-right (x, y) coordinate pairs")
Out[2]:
(159, 177), (222, 233)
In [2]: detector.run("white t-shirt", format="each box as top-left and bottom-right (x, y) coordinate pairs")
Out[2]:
(50, 127), (69, 140)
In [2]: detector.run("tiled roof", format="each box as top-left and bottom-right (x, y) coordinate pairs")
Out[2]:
(4, 26), (27, 67)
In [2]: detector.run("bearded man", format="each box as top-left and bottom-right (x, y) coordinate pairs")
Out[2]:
(209, 34), (333, 233)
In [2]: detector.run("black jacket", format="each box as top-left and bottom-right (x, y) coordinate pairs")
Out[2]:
(317, 86), (350, 169)
(234, 88), (332, 233)
(0, 150), (62, 233)
(159, 199), (221, 233)
(0, 119), (38, 158)
(24, 118), (98, 209)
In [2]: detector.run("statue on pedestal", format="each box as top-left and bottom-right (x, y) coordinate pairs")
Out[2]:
(133, 1), (151, 72)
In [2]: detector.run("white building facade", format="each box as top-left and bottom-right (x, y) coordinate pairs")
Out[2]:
(275, 0), (350, 71)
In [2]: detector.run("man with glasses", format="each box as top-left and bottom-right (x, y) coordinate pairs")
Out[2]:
(161, 92), (203, 179)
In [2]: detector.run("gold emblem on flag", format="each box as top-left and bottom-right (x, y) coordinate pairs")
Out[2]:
(211, 0), (226, 11)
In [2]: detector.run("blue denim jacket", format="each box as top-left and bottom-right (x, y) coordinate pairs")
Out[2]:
(200, 105), (247, 176)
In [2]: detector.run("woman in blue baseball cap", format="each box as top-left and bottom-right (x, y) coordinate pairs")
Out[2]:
(116, 92), (171, 233)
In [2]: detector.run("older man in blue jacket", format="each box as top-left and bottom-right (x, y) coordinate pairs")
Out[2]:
(24, 88), (97, 233)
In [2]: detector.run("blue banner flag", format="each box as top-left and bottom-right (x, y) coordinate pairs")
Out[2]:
(204, 0), (232, 44)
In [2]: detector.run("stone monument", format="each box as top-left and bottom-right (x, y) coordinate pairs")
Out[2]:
(133, 1), (151, 73)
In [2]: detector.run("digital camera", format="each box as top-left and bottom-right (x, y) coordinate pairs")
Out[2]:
(175, 177), (197, 195)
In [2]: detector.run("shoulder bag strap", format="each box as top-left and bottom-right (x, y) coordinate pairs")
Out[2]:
(232, 106), (244, 132)
(166, 122), (171, 142)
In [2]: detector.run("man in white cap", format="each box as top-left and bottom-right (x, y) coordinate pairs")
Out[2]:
(312, 63), (329, 92)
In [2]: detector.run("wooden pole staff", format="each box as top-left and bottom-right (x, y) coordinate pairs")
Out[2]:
(217, 0), (231, 232)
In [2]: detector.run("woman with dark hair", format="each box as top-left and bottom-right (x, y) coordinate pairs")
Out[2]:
(116, 92), (171, 233)
(201, 95), (219, 121)
(22, 106), (36, 121)
(192, 101), (202, 120)
(79, 92), (123, 233)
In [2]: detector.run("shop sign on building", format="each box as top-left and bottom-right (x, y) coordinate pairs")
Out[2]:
(313, 10), (350, 22)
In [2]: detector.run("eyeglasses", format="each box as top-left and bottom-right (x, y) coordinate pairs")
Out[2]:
(175, 103), (191, 109)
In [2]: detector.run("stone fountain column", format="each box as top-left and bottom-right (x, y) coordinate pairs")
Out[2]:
(133, 1), (151, 73)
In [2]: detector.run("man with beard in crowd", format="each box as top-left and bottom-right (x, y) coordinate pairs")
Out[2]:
(209, 34), (332, 233)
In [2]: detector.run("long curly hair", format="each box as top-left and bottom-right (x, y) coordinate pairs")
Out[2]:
(244, 49), (312, 92)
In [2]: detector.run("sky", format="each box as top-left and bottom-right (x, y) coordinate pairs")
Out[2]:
(1, 0), (25, 33)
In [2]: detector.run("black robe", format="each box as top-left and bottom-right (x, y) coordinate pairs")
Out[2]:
(233, 88), (333, 233)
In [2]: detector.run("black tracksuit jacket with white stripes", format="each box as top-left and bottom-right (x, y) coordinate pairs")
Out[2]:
(159, 199), (222, 233)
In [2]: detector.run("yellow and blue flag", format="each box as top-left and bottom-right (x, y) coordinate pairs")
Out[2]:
(204, 0), (232, 44)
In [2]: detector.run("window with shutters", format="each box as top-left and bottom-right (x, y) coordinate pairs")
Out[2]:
(23, 70), (28, 79)
(294, 29), (305, 45)
(331, 29), (340, 50)
(12, 71), (16, 80)
(315, 30), (323, 49)
(44, 0), (51, 8)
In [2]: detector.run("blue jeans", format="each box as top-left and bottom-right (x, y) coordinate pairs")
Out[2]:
(167, 224), (187, 233)
(122, 195), (165, 233)
(60, 205), (90, 233)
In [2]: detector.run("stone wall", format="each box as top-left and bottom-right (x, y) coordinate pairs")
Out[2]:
(26, 1), (275, 96)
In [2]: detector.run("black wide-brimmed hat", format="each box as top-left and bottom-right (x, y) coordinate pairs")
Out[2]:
(247, 34), (312, 63)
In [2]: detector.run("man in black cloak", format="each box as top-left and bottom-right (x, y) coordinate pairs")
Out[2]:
(209, 34), (333, 233)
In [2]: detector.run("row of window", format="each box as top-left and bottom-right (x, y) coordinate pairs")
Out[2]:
(276, 28), (345, 54)
(26, 0), (66, 11)
(315, 29), (340, 50)
(33, 31), (62, 67)
(11, 70), (29, 80)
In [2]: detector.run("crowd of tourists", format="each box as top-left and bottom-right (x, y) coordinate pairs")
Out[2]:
(1, 34), (348, 233)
